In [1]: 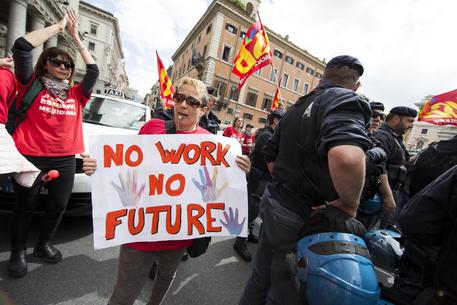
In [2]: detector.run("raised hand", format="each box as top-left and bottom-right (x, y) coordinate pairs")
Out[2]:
(56, 11), (68, 33)
(220, 207), (246, 235)
(192, 166), (228, 202)
(111, 170), (145, 207)
(66, 9), (79, 38)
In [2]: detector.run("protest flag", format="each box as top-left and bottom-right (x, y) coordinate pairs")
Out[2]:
(418, 89), (457, 126)
(156, 51), (175, 109)
(270, 77), (282, 112)
(232, 12), (272, 90)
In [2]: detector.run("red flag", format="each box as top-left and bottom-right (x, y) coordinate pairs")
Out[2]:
(232, 12), (272, 90)
(270, 77), (282, 112)
(418, 89), (457, 126)
(156, 51), (175, 109)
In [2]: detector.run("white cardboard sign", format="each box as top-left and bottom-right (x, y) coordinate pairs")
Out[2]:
(89, 134), (248, 249)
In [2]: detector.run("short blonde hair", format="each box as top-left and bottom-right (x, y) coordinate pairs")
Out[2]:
(176, 77), (208, 106)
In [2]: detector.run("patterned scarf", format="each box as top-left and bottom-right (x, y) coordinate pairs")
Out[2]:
(41, 74), (70, 100)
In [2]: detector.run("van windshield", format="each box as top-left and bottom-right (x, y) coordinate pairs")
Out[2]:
(82, 97), (146, 130)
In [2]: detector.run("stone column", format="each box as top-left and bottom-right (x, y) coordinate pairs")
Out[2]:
(6, 0), (28, 54)
(30, 14), (46, 64)
(44, 34), (58, 49)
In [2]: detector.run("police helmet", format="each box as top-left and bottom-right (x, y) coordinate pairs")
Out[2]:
(364, 230), (403, 273)
(296, 232), (380, 305)
(359, 192), (383, 215)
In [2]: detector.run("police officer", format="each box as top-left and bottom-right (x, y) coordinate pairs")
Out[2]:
(239, 55), (372, 305)
(373, 106), (417, 228)
(388, 165), (457, 305)
(233, 109), (285, 262)
(356, 100), (397, 230)
(199, 86), (221, 134)
(369, 101), (385, 132)
(408, 134), (457, 197)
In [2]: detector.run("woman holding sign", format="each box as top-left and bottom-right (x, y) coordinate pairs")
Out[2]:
(83, 77), (250, 305)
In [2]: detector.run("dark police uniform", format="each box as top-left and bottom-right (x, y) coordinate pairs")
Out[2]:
(251, 126), (275, 174)
(247, 118), (283, 228)
(247, 126), (275, 221)
(373, 106), (417, 228)
(374, 124), (409, 190)
(199, 110), (220, 134)
(395, 165), (457, 305)
(239, 78), (371, 305)
(408, 135), (457, 197)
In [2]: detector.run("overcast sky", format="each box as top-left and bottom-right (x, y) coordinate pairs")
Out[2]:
(87, 0), (457, 111)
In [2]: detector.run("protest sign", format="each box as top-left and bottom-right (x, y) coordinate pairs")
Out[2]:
(89, 134), (248, 249)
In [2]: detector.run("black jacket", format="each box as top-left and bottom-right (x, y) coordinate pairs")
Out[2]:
(262, 80), (371, 210)
(251, 126), (275, 174)
(199, 111), (220, 134)
(399, 165), (457, 299)
(373, 124), (409, 189)
(409, 135), (457, 197)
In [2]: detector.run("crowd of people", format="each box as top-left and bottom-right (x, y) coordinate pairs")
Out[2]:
(0, 10), (456, 305)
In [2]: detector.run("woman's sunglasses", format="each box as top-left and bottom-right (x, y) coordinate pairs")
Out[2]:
(47, 57), (74, 69)
(173, 92), (204, 108)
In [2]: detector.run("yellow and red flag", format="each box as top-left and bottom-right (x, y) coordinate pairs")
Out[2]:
(270, 77), (282, 112)
(156, 51), (175, 109)
(232, 12), (272, 90)
(418, 89), (457, 126)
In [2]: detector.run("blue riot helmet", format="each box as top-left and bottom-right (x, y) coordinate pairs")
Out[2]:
(359, 192), (383, 215)
(364, 230), (403, 273)
(296, 232), (380, 305)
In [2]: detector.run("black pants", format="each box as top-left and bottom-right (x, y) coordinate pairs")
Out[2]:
(247, 168), (271, 233)
(11, 155), (75, 251)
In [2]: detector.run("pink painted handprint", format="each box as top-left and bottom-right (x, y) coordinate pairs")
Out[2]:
(111, 170), (145, 207)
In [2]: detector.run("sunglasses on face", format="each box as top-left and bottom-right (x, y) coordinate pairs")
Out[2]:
(173, 92), (204, 108)
(47, 57), (74, 69)
(371, 112), (386, 120)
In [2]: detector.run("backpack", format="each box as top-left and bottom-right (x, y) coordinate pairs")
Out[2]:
(163, 120), (211, 258)
(6, 78), (43, 135)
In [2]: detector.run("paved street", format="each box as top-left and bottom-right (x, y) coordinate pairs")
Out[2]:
(0, 215), (258, 305)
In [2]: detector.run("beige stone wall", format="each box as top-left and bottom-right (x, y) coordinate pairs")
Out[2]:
(170, 0), (326, 129)
(407, 121), (457, 151)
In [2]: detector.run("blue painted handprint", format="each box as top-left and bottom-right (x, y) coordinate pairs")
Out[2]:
(192, 166), (228, 202)
(220, 207), (246, 235)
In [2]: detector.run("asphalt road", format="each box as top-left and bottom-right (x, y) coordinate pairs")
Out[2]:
(0, 215), (259, 305)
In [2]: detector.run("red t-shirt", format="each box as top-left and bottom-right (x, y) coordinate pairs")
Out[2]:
(0, 67), (17, 124)
(222, 126), (243, 142)
(12, 76), (91, 156)
(126, 118), (211, 252)
(241, 133), (254, 155)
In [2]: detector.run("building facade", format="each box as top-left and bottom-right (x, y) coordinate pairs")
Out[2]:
(0, 0), (79, 61)
(145, 81), (161, 108)
(170, 0), (325, 127)
(407, 121), (457, 152)
(76, 1), (128, 96)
